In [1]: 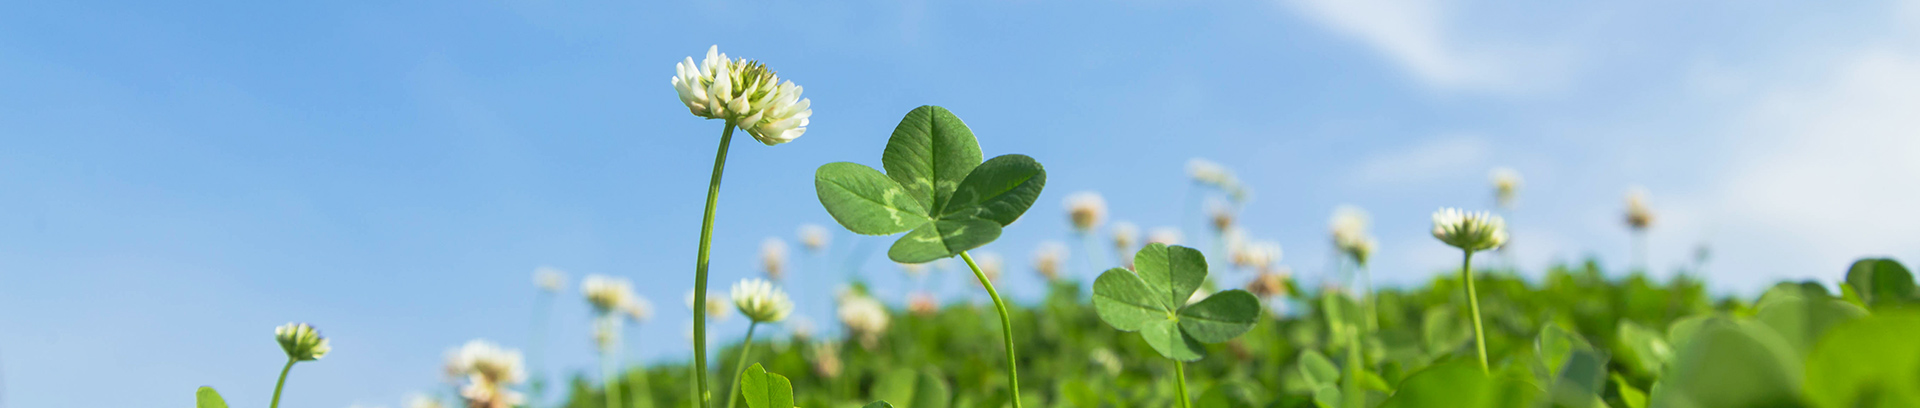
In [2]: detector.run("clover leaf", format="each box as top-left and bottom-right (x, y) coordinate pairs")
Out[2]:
(739, 363), (795, 408)
(815, 106), (1046, 263)
(1092, 243), (1260, 361)
(196, 387), (228, 408)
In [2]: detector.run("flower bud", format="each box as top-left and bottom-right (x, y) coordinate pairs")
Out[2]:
(274, 322), (330, 361)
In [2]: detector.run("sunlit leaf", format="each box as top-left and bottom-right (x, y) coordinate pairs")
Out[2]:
(1846, 258), (1918, 309)
(1649, 318), (1801, 408)
(1804, 312), (1920, 408)
(941, 154), (1045, 225)
(816, 162), (930, 235)
(740, 363), (795, 408)
(886, 217), (1002, 263)
(195, 387), (228, 408)
(1378, 360), (1540, 408)
(881, 105), (981, 211)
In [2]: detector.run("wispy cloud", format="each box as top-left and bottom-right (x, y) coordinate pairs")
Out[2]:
(1349, 134), (1490, 184)
(1282, 0), (1570, 93)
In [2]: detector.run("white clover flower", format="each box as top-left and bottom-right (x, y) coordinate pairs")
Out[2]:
(686, 290), (732, 322)
(1232, 240), (1282, 272)
(837, 295), (891, 349)
(761, 238), (789, 280)
(1032, 243), (1066, 281)
(1187, 158), (1234, 187)
(1063, 191), (1107, 233)
(1147, 227), (1184, 246)
(621, 296), (654, 323)
(446, 339), (527, 408)
(908, 291), (938, 317)
(533, 266), (567, 293)
(274, 322), (330, 361)
(1490, 167), (1522, 208)
(973, 251), (1005, 283)
(671, 45), (811, 145)
(1247, 268), (1290, 298)
(1111, 221), (1139, 251)
(731, 278), (794, 323)
(1208, 200), (1237, 232)
(797, 224), (831, 253)
(1432, 208), (1508, 252)
(1625, 186), (1655, 230)
(581, 274), (635, 314)
(810, 340), (844, 378)
(1330, 206), (1377, 265)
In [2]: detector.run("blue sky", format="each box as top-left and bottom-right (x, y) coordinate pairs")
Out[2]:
(6, 0), (1920, 407)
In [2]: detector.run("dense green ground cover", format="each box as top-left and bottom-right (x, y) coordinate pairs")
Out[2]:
(553, 258), (1920, 408)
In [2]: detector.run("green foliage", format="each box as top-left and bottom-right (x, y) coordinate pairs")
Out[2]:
(1803, 312), (1920, 408)
(1846, 258), (1918, 309)
(815, 106), (1046, 263)
(1092, 244), (1260, 361)
(740, 364), (795, 408)
(553, 257), (1920, 408)
(195, 387), (228, 408)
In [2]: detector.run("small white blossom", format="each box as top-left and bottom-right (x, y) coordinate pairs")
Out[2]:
(581, 274), (636, 314)
(1625, 186), (1655, 231)
(1490, 167), (1522, 209)
(686, 290), (732, 322)
(1187, 158), (1235, 187)
(731, 278), (794, 323)
(1330, 206), (1376, 265)
(533, 266), (566, 293)
(274, 322), (330, 361)
(761, 238), (789, 280)
(621, 296), (654, 323)
(797, 224), (831, 253)
(1148, 227), (1184, 246)
(444, 339), (526, 408)
(671, 45), (811, 145)
(1063, 191), (1107, 233)
(838, 295), (891, 349)
(1432, 208), (1508, 252)
(1033, 243), (1066, 281)
(1111, 221), (1140, 252)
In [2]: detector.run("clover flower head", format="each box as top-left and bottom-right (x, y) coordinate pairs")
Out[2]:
(1208, 201), (1237, 232)
(908, 291), (938, 317)
(533, 266), (567, 293)
(810, 341), (844, 378)
(1490, 167), (1522, 208)
(581, 274), (635, 313)
(671, 45), (811, 145)
(275, 322), (330, 361)
(1063, 191), (1108, 232)
(1247, 268), (1290, 298)
(797, 224), (831, 253)
(731, 278), (794, 323)
(1187, 158), (1235, 187)
(1147, 227), (1184, 246)
(973, 251), (1005, 283)
(1431, 208), (1508, 252)
(761, 238), (789, 280)
(1032, 243), (1066, 281)
(445, 340), (525, 408)
(1625, 186), (1655, 230)
(1111, 221), (1140, 251)
(621, 296), (653, 323)
(1232, 240), (1283, 271)
(686, 290), (733, 322)
(837, 295), (891, 349)
(1330, 206), (1376, 264)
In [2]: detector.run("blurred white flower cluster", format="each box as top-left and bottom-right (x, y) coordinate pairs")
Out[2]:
(443, 340), (525, 408)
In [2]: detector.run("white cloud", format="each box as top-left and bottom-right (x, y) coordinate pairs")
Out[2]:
(1710, 47), (1920, 286)
(1349, 134), (1490, 184)
(1283, 0), (1568, 93)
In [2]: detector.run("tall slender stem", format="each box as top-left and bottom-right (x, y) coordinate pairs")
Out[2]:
(1461, 250), (1489, 373)
(724, 322), (761, 408)
(529, 291), (552, 408)
(602, 316), (624, 408)
(269, 358), (296, 408)
(1343, 329), (1363, 408)
(961, 251), (1023, 408)
(691, 121), (737, 408)
(1173, 360), (1191, 408)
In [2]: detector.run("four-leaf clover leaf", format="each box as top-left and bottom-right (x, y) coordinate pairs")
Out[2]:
(814, 106), (1047, 263)
(1093, 243), (1261, 361)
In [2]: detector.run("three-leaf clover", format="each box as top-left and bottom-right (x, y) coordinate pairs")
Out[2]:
(1093, 243), (1261, 361)
(814, 105), (1046, 263)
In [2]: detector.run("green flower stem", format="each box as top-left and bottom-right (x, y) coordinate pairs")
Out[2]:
(724, 322), (761, 408)
(1173, 360), (1191, 408)
(529, 291), (552, 408)
(691, 121), (737, 408)
(961, 251), (1023, 408)
(1343, 329), (1363, 408)
(1461, 250), (1489, 373)
(269, 358), (296, 408)
(604, 348), (623, 408)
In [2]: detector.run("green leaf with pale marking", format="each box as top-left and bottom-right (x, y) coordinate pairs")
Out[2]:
(739, 363), (795, 408)
(882, 105), (981, 211)
(885, 217), (1002, 264)
(1092, 268), (1167, 332)
(1092, 244), (1260, 361)
(814, 106), (1045, 264)
(196, 387), (228, 408)
(816, 162), (930, 235)
(941, 154), (1045, 225)
(1179, 289), (1260, 343)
